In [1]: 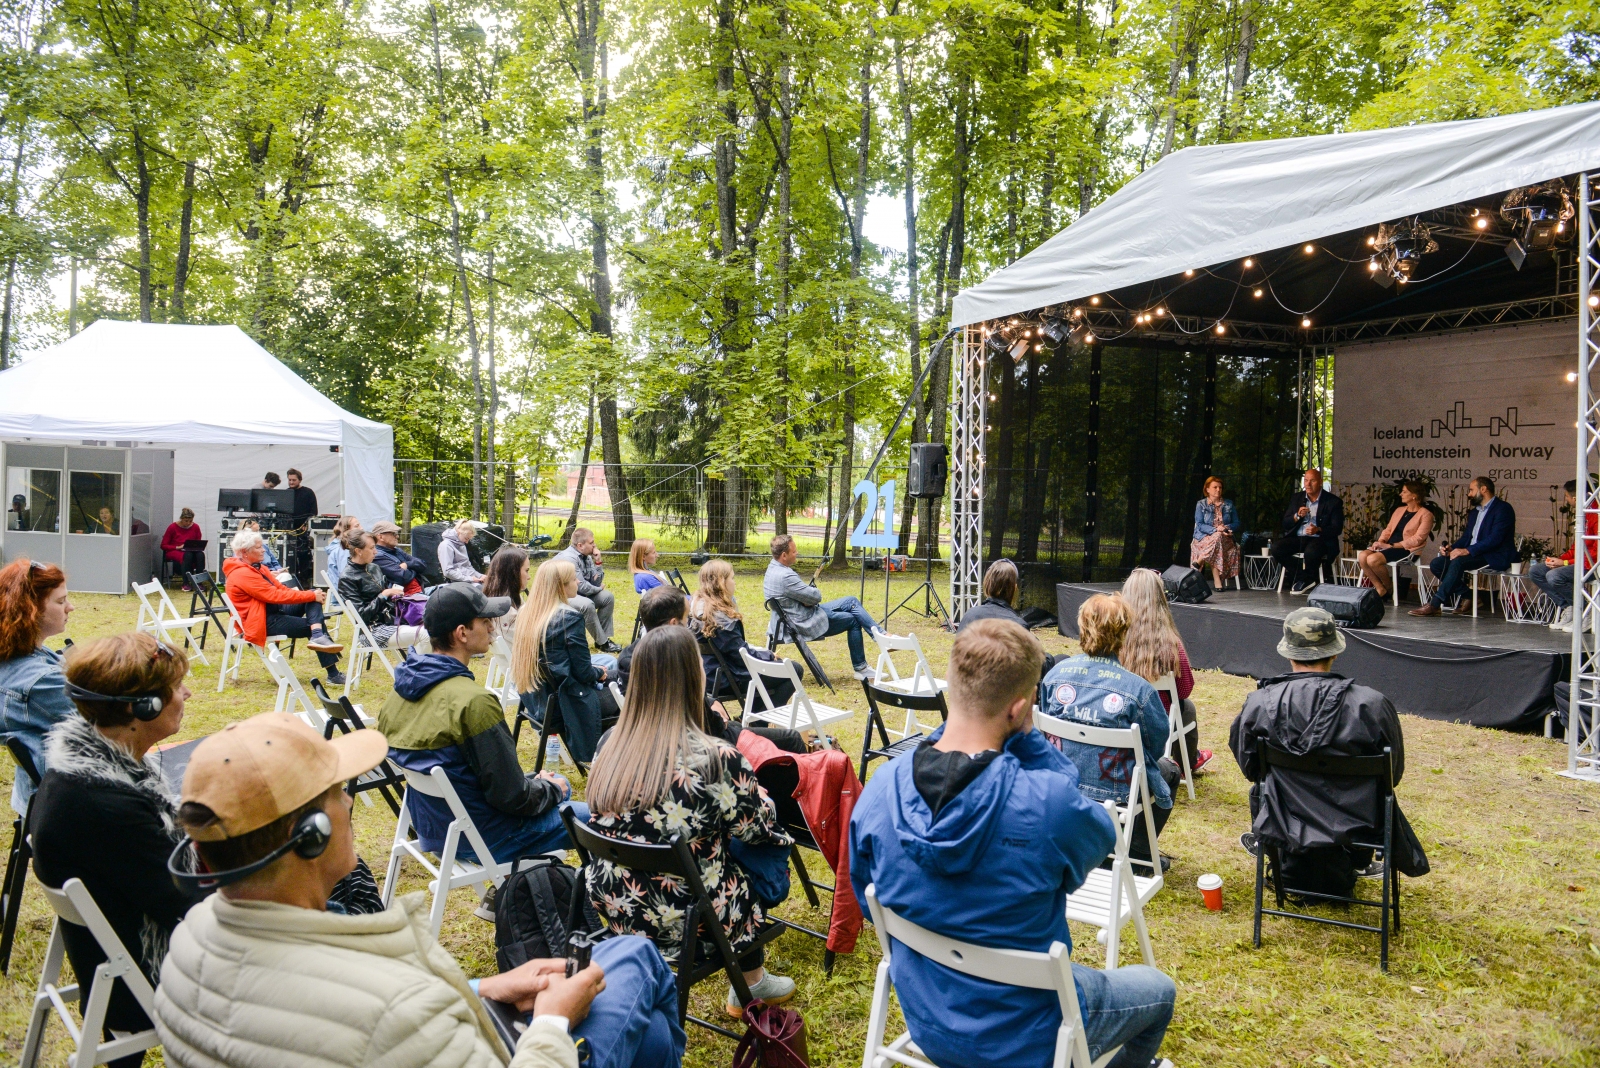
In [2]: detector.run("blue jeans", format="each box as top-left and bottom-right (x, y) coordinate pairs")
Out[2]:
(576, 935), (686, 1068)
(1073, 962), (1176, 1067)
(821, 596), (878, 669)
(458, 798), (591, 865)
(1428, 552), (1491, 607)
(1530, 561), (1575, 608)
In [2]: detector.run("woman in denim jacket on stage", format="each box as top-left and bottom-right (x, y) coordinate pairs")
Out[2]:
(1038, 592), (1176, 865)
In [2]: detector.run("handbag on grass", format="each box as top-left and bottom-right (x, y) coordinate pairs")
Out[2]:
(732, 1000), (809, 1068)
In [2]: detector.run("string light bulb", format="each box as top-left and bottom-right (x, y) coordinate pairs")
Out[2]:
(1301, 317), (1312, 328)
(1475, 216), (1489, 230)
(1366, 235), (1377, 246)
(1589, 294), (1600, 308)
(1083, 332), (1095, 343)
(1368, 259), (1380, 272)
(1568, 372), (1579, 383)
(1304, 244), (1315, 254)
(1243, 258), (1254, 268)
(1090, 295), (1101, 305)
(1184, 269), (1195, 277)
(1155, 307), (1166, 317)
(1253, 288), (1263, 298)
(1215, 323), (1226, 335)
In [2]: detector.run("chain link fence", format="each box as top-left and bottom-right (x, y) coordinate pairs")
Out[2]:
(394, 460), (947, 564)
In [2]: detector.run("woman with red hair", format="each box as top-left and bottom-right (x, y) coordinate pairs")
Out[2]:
(0, 558), (75, 814)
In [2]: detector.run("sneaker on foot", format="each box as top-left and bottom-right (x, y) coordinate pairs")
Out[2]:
(853, 665), (877, 681)
(326, 669), (347, 688)
(473, 886), (497, 921)
(1356, 859), (1386, 880)
(1191, 749), (1216, 774)
(1239, 832), (1260, 857)
(307, 632), (344, 653)
(726, 972), (796, 1017)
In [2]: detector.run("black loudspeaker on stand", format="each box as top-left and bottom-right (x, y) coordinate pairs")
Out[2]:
(907, 444), (948, 499)
(1307, 584), (1385, 629)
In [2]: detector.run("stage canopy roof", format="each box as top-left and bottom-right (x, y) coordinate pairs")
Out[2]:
(0, 320), (394, 524)
(951, 101), (1600, 350)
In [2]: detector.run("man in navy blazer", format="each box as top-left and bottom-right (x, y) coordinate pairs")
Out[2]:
(1271, 469), (1345, 594)
(1411, 476), (1516, 616)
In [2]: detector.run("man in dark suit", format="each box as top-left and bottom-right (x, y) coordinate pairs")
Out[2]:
(1410, 475), (1516, 616)
(1271, 468), (1345, 594)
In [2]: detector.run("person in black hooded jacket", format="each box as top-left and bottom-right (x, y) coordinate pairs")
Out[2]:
(1230, 607), (1429, 898)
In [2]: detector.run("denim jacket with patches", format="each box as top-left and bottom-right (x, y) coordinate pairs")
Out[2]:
(1038, 654), (1173, 810)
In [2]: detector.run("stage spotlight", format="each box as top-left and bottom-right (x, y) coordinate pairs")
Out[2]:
(1301, 317), (1312, 328)
(1040, 317), (1071, 344)
(1505, 240), (1528, 271)
(985, 331), (1011, 357)
(1009, 338), (1030, 362)
(1500, 181), (1575, 270)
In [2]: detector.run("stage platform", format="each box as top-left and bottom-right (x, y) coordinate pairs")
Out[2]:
(1055, 584), (1564, 730)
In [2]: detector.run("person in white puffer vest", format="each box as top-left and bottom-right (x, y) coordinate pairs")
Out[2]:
(153, 712), (683, 1068)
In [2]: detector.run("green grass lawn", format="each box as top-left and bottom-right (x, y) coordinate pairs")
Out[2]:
(3, 569), (1598, 1067)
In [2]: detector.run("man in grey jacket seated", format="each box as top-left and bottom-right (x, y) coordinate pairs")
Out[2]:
(762, 533), (882, 680)
(438, 519), (487, 584)
(555, 526), (620, 653)
(154, 712), (685, 1068)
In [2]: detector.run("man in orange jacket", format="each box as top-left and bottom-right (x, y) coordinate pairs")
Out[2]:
(223, 527), (346, 685)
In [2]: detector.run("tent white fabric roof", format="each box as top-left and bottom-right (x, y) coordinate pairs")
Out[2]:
(0, 320), (394, 525)
(951, 100), (1600, 328)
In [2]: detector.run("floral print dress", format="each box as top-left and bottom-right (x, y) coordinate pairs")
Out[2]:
(587, 738), (794, 962)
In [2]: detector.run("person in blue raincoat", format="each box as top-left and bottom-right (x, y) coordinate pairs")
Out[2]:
(850, 618), (1176, 1068)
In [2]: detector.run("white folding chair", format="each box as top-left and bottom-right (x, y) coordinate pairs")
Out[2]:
(382, 765), (518, 938)
(215, 590), (289, 693)
(1033, 712), (1161, 969)
(19, 878), (162, 1068)
(740, 649), (856, 739)
(263, 645), (328, 729)
(861, 884), (1120, 1068)
(870, 630), (946, 740)
(320, 570), (347, 639)
(484, 635), (517, 705)
(342, 604), (400, 697)
(1154, 674), (1195, 801)
(130, 579), (210, 668)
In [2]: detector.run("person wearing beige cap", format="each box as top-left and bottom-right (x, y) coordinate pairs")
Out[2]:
(153, 712), (684, 1068)
(371, 519), (431, 593)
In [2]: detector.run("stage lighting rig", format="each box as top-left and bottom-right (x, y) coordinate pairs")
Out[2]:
(1501, 180), (1575, 271)
(1040, 316), (1072, 345)
(985, 330), (1012, 357)
(1369, 218), (1437, 287)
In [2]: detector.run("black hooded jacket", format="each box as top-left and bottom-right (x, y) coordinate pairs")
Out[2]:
(1229, 670), (1429, 877)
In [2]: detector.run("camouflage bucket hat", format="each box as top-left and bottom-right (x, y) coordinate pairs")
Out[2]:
(1277, 606), (1346, 661)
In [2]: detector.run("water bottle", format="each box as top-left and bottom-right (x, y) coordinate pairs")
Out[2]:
(546, 737), (563, 767)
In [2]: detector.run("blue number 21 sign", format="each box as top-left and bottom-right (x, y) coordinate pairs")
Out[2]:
(848, 479), (900, 550)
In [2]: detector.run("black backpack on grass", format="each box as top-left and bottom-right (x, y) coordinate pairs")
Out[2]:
(493, 856), (604, 971)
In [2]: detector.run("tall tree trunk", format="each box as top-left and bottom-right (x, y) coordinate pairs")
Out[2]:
(0, 120), (26, 370)
(830, 30), (874, 568)
(486, 245), (499, 525)
(429, 4), (485, 519)
(171, 160), (196, 322)
(1225, 0), (1255, 139)
(133, 132), (152, 322)
(771, 5), (794, 539)
(895, 32), (922, 555)
(561, 385), (597, 549)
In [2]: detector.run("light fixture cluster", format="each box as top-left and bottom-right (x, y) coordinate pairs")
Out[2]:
(1501, 181), (1575, 271)
(1367, 218), (1438, 288)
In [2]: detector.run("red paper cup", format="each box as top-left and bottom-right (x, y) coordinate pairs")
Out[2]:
(1197, 873), (1224, 911)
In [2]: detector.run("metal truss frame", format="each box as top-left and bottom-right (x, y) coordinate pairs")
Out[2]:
(1567, 171), (1600, 785)
(949, 325), (986, 621)
(1068, 292), (1577, 353)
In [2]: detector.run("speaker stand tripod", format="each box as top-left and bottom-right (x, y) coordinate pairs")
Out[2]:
(884, 496), (951, 629)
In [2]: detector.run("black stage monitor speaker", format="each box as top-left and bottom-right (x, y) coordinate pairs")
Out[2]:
(1307, 584), (1385, 629)
(907, 444), (949, 499)
(1161, 565), (1211, 605)
(407, 522), (450, 586)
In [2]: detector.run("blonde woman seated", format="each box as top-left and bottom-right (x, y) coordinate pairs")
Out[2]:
(1120, 568), (1213, 775)
(336, 532), (427, 650)
(1356, 481), (1435, 599)
(510, 558), (619, 763)
(629, 538), (669, 594)
(585, 625), (798, 1017)
(690, 558), (798, 713)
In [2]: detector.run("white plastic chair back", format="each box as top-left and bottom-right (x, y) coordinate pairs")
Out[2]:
(739, 648), (854, 739)
(1032, 711), (1161, 969)
(342, 601), (399, 696)
(1154, 673), (1195, 801)
(320, 569), (347, 637)
(484, 635), (516, 704)
(382, 765), (514, 937)
(861, 884), (1118, 1068)
(264, 645), (323, 727)
(19, 878), (161, 1068)
(214, 589), (289, 692)
(131, 579), (209, 668)
(871, 630), (947, 696)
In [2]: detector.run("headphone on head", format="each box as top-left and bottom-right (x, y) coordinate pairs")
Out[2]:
(64, 639), (178, 722)
(168, 808), (334, 892)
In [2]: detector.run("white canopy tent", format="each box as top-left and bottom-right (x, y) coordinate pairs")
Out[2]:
(951, 100), (1600, 328)
(0, 321), (393, 588)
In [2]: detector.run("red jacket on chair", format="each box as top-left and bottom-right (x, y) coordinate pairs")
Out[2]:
(737, 731), (864, 954)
